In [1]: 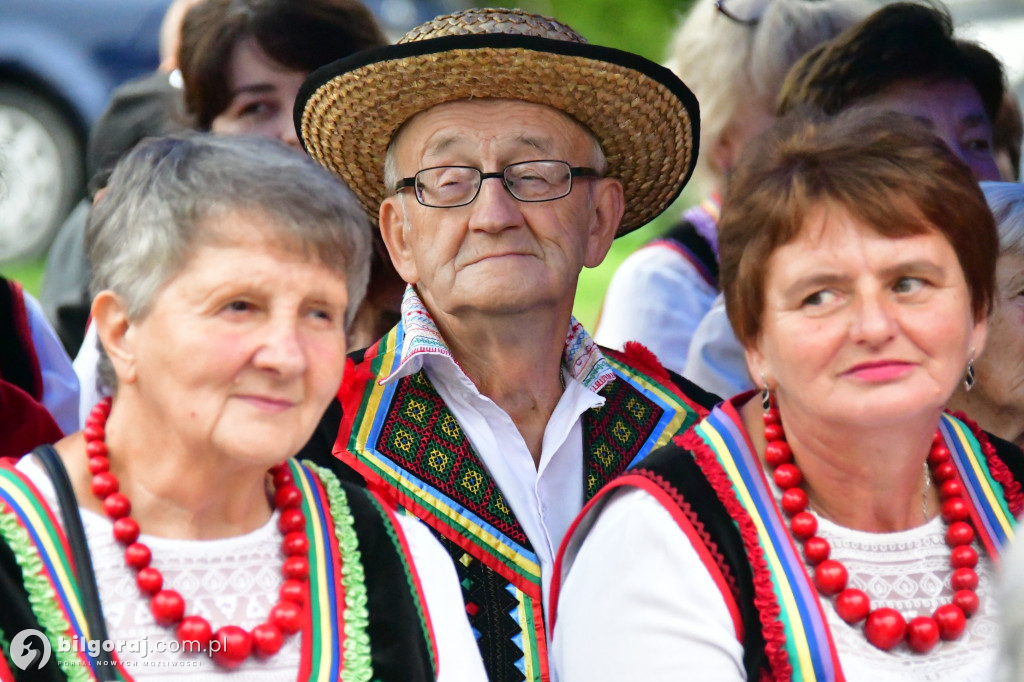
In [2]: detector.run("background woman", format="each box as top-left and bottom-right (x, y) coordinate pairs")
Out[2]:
(178, 0), (403, 350)
(594, 0), (869, 372)
(0, 134), (484, 680)
(948, 181), (1024, 449)
(76, 0), (399, 419)
(554, 110), (1024, 681)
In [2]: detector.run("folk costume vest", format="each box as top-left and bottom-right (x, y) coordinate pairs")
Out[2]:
(0, 458), (437, 682)
(567, 398), (1024, 682)
(335, 308), (708, 682)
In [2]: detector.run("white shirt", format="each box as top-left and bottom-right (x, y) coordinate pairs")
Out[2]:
(23, 290), (80, 434)
(594, 243), (717, 374)
(683, 294), (753, 399)
(555, 484), (999, 682)
(74, 322), (107, 427)
(384, 288), (615, 635)
(17, 455), (487, 681)
(594, 198), (721, 375)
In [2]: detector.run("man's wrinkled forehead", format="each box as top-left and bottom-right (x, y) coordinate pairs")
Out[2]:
(388, 98), (591, 161)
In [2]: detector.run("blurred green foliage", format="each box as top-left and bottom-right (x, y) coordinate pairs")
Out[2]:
(518, 0), (694, 61)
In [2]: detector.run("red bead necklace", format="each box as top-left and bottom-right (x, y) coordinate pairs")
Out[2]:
(762, 405), (980, 654)
(82, 397), (309, 668)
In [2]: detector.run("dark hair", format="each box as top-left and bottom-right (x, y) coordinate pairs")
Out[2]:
(178, 0), (387, 130)
(994, 92), (1023, 181)
(777, 2), (1004, 122)
(720, 108), (997, 348)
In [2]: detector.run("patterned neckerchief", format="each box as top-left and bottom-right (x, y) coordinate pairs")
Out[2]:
(381, 285), (617, 393)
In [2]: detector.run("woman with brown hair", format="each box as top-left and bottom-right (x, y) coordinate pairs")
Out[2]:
(554, 109), (1024, 681)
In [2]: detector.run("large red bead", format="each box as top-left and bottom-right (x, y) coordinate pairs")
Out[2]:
(946, 521), (975, 547)
(781, 488), (808, 516)
(279, 579), (306, 606)
(272, 468), (294, 488)
(927, 445), (951, 465)
(252, 623), (284, 657)
(91, 472), (119, 498)
(864, 608), (907, 651)
(790, 512), (818, 540)
(835, 588), (870, 624)
(764, 441), (792, 467)
(773, 463), (802, 489)
(906, 616), (940, 653)
(270, 601), (303, 634)
(278, 509), (306, 534)
(211, 625), (252, 669)
(814, 560), (848, 596)
(951, 567), (979, 591)
(764, 423), (784, 442)
(953, 590), (980, 617)
(273, 484), (302, 510)
(941, 498), (970, 524)
(87, 455), (109, 474)
(136, 567), (163, 594)
(950, 545), (978, 569)
(940, 479), (965, 500)
(103, 493), (132, 519)
(763, 408), (780, 425)
(112, 517), (140, 544)
(803, 536), (831, 565)
(151, 589), (185, 625)
(282, 532), (308, 556)
(177, 615), (212, 652)
(282, 556), (309, 581)
(933, 461), (957, 483)
(83, 423), (105, 441)
(934, 604), (966, 640)
(124, 542), (152, 569)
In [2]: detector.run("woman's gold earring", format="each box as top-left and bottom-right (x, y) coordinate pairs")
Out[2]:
(761, 372), (772, 413)
(964, 356), (976, 392)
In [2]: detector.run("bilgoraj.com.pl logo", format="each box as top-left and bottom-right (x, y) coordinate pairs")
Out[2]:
(9, 629), (51, 670)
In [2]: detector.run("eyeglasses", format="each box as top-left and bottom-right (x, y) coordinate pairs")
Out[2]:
(713, 0), (768, 26)
(394, 160), (599, 208)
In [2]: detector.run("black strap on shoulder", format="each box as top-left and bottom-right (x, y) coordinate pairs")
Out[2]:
(632, 443), (766, 679)
(666, 367), (721, 411)
(661, 219), (719, 286)
(340, 483), (436, 682)
(32, 445), (116, 680)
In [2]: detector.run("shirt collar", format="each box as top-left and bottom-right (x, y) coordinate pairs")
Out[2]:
(382, 286), (616, 393)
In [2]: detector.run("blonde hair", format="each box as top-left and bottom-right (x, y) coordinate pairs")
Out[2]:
(666, 0), (870, 187)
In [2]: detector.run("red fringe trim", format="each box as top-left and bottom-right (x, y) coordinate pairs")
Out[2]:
(621, 341), (672, 384)
(629, 467), (741, 606)
(680, 429), (792, 682)
(948, 410), (1024, 517)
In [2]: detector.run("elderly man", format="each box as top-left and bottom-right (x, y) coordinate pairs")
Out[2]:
(296, 8), (714, 681)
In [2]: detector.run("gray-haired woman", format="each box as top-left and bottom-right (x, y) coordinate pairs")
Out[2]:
(948, 181), (1024, 448)
(0, 134), (484, 680)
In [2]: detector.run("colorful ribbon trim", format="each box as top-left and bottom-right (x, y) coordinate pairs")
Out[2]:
(695, 407), (842, 682)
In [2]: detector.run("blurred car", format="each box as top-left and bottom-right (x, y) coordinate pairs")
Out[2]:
(0, 0), (172, 263)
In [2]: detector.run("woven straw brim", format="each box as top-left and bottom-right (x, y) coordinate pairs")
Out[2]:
(298, 34), (700, 236)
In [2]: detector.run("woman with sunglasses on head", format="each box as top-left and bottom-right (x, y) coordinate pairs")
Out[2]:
(554, 109), (1024, 681)
(593, 0), (869, 376)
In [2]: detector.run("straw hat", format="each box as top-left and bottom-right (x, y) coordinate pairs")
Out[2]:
(296, 7), (700, 236)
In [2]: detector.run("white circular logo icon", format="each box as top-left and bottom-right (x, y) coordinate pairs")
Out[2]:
(10, 629), (51, 670)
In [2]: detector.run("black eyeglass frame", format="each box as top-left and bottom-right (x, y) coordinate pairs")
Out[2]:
(394, 160), (599, 208)
(714, 0), (762, 26)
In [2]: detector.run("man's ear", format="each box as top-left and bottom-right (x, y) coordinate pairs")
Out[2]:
(583, 178), (624, 268)
(379, 197), (419, 285)
(91, 290), (137, 385)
